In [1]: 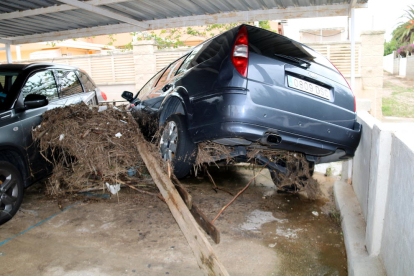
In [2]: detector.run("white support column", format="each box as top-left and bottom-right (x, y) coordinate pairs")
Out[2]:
(15, 45), (21, 61)
(350, 8), (356, 91)
(5, 43), (12, 64)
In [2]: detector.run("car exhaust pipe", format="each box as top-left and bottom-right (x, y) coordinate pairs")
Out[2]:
(267, 134), (282, 144)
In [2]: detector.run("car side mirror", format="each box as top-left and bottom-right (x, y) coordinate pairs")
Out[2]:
(121, 91), (134, 102)
(24, 94), (48, 109)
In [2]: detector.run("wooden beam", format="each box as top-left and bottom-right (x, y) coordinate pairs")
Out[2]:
(56, 0), (147, 28)
(9, 3), (368, 44)
(135, 135), (229, 276)
(0, 0), (131, 20)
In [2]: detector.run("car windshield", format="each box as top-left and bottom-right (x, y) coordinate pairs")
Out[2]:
(0, 71), (19, 111)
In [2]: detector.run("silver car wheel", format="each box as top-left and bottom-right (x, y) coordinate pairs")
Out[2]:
(160, 121), (178, 161)
(0, 168), (19, 215)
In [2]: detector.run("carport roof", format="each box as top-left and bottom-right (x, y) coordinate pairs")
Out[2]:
(0, 0), (368, 45)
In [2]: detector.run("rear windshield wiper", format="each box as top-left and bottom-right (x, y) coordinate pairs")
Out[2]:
(274, 54), (311, 68)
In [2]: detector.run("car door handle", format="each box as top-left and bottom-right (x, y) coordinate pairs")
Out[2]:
(162, 83), (173, 92)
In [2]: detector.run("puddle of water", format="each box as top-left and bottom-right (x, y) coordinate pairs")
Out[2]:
(239, 210), (286, 233)
(275, 227), (303, 239)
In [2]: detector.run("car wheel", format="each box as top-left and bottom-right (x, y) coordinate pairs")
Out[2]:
(270, 159), (314, 192)
(0, 161), (24, 225)
(159, 115), (197, 179)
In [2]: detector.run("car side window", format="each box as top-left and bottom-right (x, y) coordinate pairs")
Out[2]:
(56, 70), (83, 97)
(76, 70), (96, 92)
(168, 55), (187, 78)
(155, 56), (187, 89)
(176, 44), (203, 74)
(138, 69), (165, 101)
(21, 70), (58, 101)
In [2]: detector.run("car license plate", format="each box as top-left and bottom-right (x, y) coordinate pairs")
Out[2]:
(287, 75), (331, 100)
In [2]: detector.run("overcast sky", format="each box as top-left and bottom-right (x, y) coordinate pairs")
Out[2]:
(361, 0), (414, 41)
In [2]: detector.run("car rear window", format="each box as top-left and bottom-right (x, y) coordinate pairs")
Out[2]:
(56, 70), (83, 97)
(246, 25), (336, 71)
(77, 70), (96, 92)
(0, 72), (19, 110)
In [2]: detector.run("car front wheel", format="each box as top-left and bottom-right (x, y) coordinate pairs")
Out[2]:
(0, 161), (24, 225)
(159, 115), (197, 179)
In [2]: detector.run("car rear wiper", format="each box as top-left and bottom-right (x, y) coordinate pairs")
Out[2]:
(274, 54), (311, 68)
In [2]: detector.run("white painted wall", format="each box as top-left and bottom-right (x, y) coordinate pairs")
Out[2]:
(399, 58), (407, 77)
(383, 53), (394, 74)
(345, 111), (414, 275)
(352, 111), (377, 220)
(99, 84), (136, 101)
(381, 130), (414, 275)
(283, 17), (348, 42)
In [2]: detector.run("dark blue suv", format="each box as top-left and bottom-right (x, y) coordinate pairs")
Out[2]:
(0, 63), (99, 225)
(122, 25), (361, 184)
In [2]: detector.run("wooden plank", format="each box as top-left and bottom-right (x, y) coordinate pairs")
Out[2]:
(136, 137), (229, 276)
(190, 204), (221, 245)
(173, 178), (221, 244)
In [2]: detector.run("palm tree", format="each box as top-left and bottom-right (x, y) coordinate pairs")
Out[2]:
(392, 5), (414, 44)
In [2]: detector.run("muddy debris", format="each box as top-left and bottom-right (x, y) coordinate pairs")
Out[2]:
(32, 103), (153, 196)
(196, 142), (321, 198)
(33, 103), (320, 200)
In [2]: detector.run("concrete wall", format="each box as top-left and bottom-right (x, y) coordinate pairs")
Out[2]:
(389, 56), (414, 80)
(343, 111), (414, 275)
(381, 130), (414, 275)
(351, 111), (377, 220)
(405, 56), (414, 80)
(383, 53), (394, 74)
(392, 57), (400, 76)
(399, 57), (407, 77)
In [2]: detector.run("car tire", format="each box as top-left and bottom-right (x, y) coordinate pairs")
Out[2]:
(159, 114), (197, 179)
(270, 160), (315, 192)
(0, 161), (24, 225)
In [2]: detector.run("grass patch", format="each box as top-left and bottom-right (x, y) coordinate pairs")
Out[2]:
(382, 97), (414, 117)
(382, 81), (414, 118)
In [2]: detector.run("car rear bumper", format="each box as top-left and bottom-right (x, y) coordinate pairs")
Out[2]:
(188, 92), (361, 161)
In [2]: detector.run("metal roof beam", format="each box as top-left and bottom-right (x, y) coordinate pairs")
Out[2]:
(0, 0), (131, 20)
(0, 38), (13, 44)
(56, 0), (148, 28)
(9, 3), (368, 45)
(349, 0), (358, 17)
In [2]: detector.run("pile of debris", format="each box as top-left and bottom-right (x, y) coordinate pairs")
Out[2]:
(33, 104), (146, 195)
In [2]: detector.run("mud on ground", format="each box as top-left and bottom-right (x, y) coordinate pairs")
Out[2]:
(0, 167), (346, 276)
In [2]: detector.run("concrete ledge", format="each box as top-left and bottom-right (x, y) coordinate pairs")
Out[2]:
(334, 181), (386, 276)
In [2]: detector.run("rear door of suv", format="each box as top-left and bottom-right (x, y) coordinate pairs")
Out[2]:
(245, 25), (356, 130)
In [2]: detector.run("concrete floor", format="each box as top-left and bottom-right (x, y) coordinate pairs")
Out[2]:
(0, 167), (347, 276)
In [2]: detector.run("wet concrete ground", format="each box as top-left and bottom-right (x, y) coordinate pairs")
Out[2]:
(0, 167), (346, 275)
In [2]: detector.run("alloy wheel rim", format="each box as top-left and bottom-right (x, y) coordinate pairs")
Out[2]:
(159, 121), (178, 162)
(0, 168), (19, 217)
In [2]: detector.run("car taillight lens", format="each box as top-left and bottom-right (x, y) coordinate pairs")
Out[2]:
(232, 25), (249, 77)
(101, 91), (107, 101)
(329, 61), (356, 112)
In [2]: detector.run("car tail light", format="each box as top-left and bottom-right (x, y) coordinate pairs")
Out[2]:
(232, 25), (249, 77)
(330, 61), (356, 112)
(101, 91), (108, 101)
